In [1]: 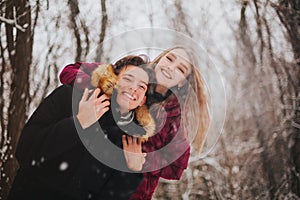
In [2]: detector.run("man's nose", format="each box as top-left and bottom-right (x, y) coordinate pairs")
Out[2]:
(129, 82), (138, 91)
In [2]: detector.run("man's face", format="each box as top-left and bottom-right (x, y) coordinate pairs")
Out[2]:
(116, 65), (149, 114)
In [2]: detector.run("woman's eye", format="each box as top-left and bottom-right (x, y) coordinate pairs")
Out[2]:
(166, 56), (172, 62)
(178, 67), (185, 74)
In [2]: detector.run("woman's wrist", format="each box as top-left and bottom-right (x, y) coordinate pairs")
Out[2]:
(76, 114), (89, 129)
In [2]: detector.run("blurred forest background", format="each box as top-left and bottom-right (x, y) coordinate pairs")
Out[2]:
(0, 0), (299, 199)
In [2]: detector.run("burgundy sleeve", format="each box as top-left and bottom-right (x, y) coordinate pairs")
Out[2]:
(59, 62), (100, 90)
(142, 93), (191, 180)
(142, 116), (190, 179)
(143, 137), (190, 180)
(158, 146), (190, 179)
(129, 173), (160, 200)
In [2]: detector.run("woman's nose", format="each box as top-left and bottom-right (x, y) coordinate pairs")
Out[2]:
(167, 64), (175, 71)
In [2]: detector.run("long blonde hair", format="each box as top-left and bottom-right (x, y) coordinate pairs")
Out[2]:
(152, 46), (210, 153)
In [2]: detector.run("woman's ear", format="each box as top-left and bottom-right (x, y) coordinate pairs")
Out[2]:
(139, 96), (147, 106)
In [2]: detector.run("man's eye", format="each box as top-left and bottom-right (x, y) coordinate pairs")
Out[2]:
(139, 85), (146, 90)
(123, 77), (131, 81)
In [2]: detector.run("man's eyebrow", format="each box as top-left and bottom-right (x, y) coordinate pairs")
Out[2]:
(123, 74), (133, 78)
(139, 80), (148, 86)
(124, 73), (148, 85)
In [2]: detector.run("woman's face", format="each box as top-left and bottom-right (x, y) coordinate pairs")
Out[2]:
(155, 48), (192, 89)
(116, 65), (148, 114)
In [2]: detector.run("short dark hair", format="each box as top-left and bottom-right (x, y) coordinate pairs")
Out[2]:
(113, 55), (155, 86)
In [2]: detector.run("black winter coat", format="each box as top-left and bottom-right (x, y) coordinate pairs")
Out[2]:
(8, 85), (143, 200)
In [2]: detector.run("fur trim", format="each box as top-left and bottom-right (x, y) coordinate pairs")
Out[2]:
(90, 64), (155, 142)
(91, 64), (118, 97)
(135, 105), (156, 142)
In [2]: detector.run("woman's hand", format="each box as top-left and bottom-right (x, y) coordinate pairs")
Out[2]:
(76, 88), (110, 129)
(122, 135), (147, 172)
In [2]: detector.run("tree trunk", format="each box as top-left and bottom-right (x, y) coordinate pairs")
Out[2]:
(1, 0), (33, 198)
(273, 0), (300, 196)
(95, 0), (108, 62)
(68, 0), (82, 61)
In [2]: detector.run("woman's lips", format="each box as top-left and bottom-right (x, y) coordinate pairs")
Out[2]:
(161, 68), (172, 79)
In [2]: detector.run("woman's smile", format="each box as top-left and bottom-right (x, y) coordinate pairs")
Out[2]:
(161, 68), (172, 79)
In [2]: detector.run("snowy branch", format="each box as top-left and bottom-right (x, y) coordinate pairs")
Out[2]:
(0, 14), (26, 32)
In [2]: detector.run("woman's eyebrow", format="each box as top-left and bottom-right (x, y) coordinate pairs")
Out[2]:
(180, 63), (189, 72)
(169, 53), (177, 59)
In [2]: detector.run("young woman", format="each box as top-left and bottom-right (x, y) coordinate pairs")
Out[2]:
(8, 56), (154, 200)
(59, 46), (210, 199)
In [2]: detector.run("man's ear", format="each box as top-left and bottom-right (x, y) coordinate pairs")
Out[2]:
(139, 96), (146, 106)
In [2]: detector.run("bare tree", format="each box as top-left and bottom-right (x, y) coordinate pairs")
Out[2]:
(271, 0), (300, 196)
(0, 0), (33, 198)
(95, 0), (108, 62)
(68, 0), (82, 61)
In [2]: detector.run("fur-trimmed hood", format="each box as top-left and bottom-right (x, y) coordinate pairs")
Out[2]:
(91, 64), (155, 141)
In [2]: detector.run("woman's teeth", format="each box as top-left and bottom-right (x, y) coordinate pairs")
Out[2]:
(161, 69), (172, 79)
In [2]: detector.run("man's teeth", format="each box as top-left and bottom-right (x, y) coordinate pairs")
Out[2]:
(124, 92), (136, 100)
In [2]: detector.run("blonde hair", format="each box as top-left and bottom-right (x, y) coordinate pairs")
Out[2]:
(152, 46), (210, 153)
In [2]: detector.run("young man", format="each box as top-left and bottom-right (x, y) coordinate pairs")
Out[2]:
(8, 56), (154, 200)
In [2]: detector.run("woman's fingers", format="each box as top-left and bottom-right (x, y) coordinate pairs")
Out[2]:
(97, 94), (109, 103)
(95, 101), (110, 112)
(132, 136), (137, 145)
(94, 96), (110, 107)
(88, 88), (101, 101)
(96, 107), (109, 119)
(81, 88), (89, 102)
(122, 135), (143, 153)
(127, 136), (133, 145)
(122, 135), (128, 148)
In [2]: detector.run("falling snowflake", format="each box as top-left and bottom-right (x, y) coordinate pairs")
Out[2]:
(31, 160), (36, 166)
(77, 77), (83, 83)
(232, 166), (239, 174)
(59, 162), (69, 171)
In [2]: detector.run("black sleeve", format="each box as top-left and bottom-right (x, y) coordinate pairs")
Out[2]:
(15, 85), (84, 167)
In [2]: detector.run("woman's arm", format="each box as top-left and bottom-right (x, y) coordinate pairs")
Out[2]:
(142, 100), (190, 180)
(143, 135), (190, 180)
(59, 62), (100, 90)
